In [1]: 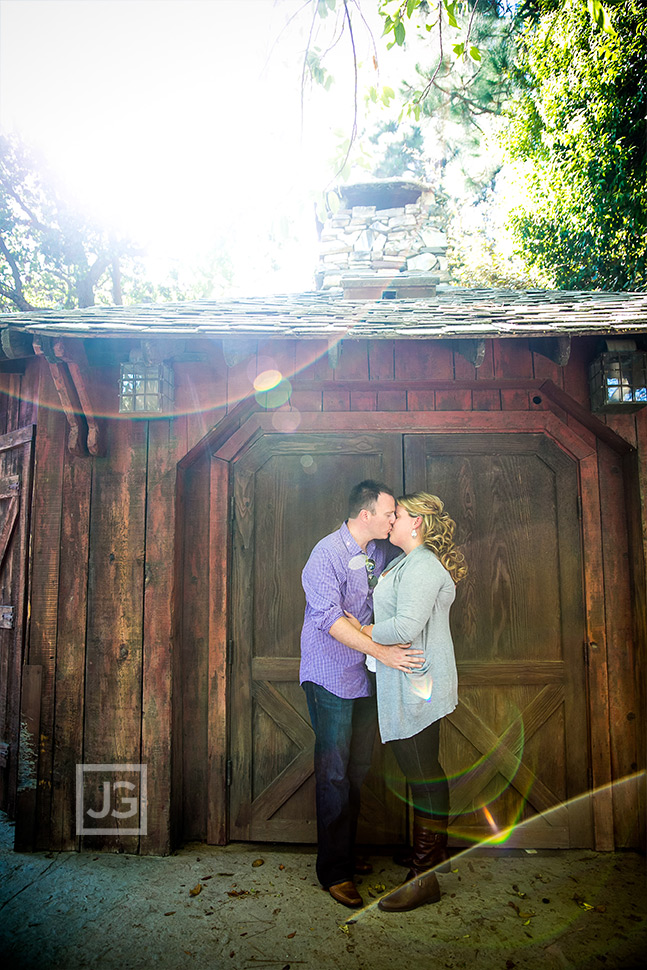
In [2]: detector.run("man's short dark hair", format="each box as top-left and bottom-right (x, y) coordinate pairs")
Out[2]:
(348, 480), (394, 519)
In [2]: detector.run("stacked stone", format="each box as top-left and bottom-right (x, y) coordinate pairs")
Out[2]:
(317, 192), (449, 290)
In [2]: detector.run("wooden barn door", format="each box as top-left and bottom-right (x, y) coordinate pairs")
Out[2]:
(0, 426), (35, 819)
(227, 427), (592, 848)
(405, 433), (592, 848)
(229, 432), (405, 842)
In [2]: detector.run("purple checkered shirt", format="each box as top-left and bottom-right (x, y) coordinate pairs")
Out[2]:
(299, 522), (391, 699)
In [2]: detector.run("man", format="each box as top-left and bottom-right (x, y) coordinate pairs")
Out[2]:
(300, 480), (422, 909)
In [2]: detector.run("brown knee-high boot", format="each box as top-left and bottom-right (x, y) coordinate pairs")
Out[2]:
(393, 814), (450, 872)
(379, 815), (445, 912)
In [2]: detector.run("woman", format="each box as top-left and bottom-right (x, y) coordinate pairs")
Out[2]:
(349, 491), (467, 912)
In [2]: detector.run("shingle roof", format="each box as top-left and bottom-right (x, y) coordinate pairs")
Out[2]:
(1, 287), (647, 340)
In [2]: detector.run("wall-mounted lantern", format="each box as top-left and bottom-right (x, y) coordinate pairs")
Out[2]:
(588, 340), (647, 414)
(119, 357), (174, 414)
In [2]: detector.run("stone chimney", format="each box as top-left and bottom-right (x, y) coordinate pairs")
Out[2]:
(316, 177), (449, 292)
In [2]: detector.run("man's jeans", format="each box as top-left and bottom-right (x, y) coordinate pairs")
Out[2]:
(303, 680), (377, 888)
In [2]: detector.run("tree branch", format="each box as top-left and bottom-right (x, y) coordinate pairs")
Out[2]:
(0, 233), (36, 309)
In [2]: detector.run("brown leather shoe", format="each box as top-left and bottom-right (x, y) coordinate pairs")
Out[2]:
(378, 871), (441, 912)
(328, 880), (363, 908)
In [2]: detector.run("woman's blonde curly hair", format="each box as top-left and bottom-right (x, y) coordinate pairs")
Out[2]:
(398, 492), (468, 584)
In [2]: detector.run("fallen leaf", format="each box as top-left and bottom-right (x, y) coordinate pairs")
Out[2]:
(279, 864), (285, 870)
(252, 858), (264, 867)
(227, 889), (249, 898)
(189, 884), (202, 897)
(573, 893), (594, 910)
(217, 872), (234, 877)
(339, 924), (350, 934)
(201, 875), (213, 881)
(164, 911), (176, 916)
(287, 931), (296, 938)
(373, 883), (386, 892)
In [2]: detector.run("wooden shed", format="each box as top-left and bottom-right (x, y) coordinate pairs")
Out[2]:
(0, 283), (645, 856)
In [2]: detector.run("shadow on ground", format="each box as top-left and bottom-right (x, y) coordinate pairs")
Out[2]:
(1, 813), (645, 970)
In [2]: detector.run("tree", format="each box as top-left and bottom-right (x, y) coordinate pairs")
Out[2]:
(303, 1), (645, 290)
(505, 0), (647, 290)
(0, 133), (135, 310)
(0, 133), (231, 312)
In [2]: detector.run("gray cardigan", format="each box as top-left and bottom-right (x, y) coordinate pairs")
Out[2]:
(371, 545), (458, 743)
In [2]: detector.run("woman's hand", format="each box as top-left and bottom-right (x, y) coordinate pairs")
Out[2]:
(343, 611), (361, 630)
(372, 643), (424, 673)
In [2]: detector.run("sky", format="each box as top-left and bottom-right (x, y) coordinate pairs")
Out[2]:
(0, 0), (374, 294)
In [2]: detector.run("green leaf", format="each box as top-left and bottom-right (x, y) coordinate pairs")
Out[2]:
(452, 42), (465, 57)
(394, 20), (406, 46)
(469, 46), (482, 62)
(587, 0), (615, 35)
(406, 0), (418, 18)
(444, 1), (459, 29)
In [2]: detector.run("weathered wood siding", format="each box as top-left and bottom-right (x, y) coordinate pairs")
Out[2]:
(0, 332), (644, 853)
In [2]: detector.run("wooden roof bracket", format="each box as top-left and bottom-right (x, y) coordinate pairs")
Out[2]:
(32, 335), (103, 457)
(528, 335), (571, 366)
(451, 339), (486, 368)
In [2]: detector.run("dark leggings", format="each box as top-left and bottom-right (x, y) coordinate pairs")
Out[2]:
(387, 718), (449, 821)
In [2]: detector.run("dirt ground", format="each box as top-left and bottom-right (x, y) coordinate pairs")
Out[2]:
(1, 812), (645, 970)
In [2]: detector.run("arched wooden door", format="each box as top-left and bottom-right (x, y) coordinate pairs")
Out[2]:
(228, 426), (593, 847)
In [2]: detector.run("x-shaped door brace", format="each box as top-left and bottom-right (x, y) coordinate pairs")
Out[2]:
(249, 680), (568, 829)
(446, 684), (567, 827)
(250, 680), (315, 823)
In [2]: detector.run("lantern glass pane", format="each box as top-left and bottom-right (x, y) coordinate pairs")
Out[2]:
(590, 351), (647, 413)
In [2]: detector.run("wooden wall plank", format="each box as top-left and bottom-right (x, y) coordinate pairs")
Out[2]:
(597, 441), (640, 847)
(175, 359), (227, 456)
(323, 389), (350, 411)
(226, 343), (258, 410)
(50, 454), (91, 850)
(377, 389), (406, 411)
(290, 390), (322, 412)
(472, 388), (501, 411)
(532, 350), (564, 386)
(141, 418), (184, 854)
(579, 450), (615, 849)
(369, 340), (394, 380)
(207, 457), (229, 845)
(501, 387), (530, 411)
(350, 390), (377, 411)
(476, 340), (495, 379)
(436, 388), (473, 411)
(452, 348), (477, 381)
(180, 455), (211, 840)
(13, 665), (42, 850)
(83, 392), (148, 852)
(406, 390), (435, 410)
(295, 340), (329, 381)
(335, 340), (369, 381)
(494, 340), (533, 379)
(28, 364), (66, 849)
